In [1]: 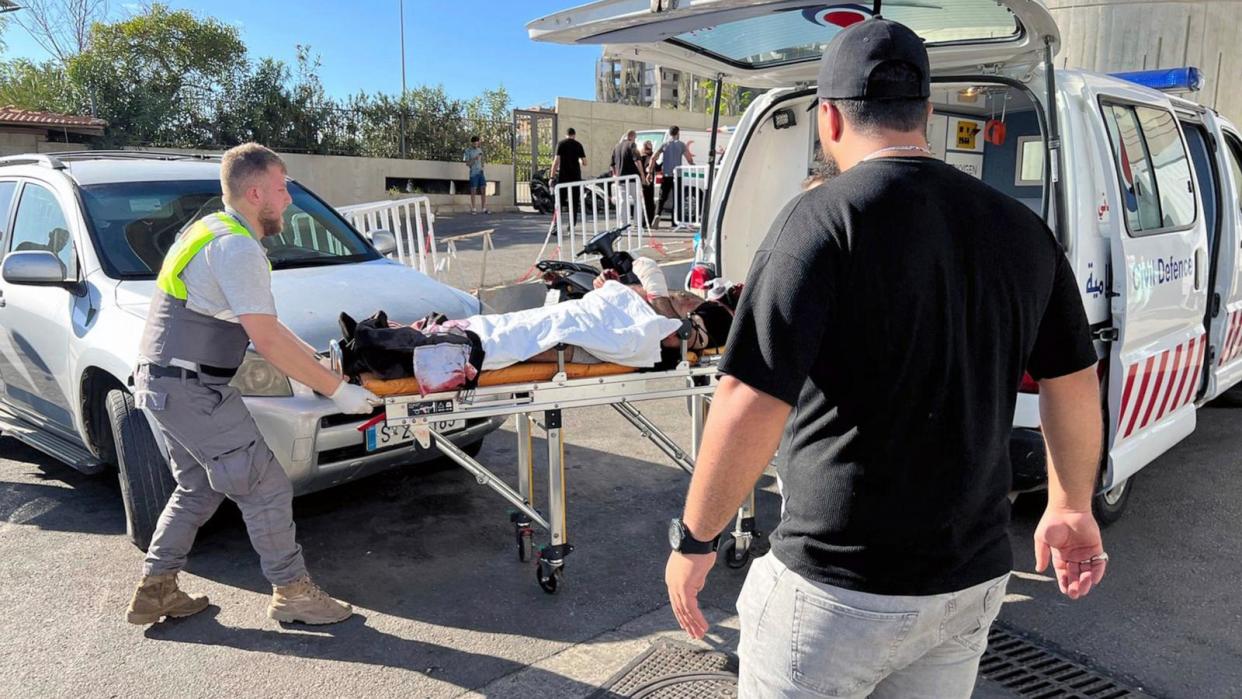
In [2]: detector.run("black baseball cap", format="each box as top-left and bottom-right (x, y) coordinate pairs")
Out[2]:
(817, 18), (930, 101)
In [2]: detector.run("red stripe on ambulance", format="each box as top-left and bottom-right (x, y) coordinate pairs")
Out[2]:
(1118, 334), (1205, 442)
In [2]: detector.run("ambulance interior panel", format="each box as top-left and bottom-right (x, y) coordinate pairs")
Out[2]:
(716, 83), (1047, 284)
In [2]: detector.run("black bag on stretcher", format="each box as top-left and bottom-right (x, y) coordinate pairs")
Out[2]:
(337, 311), (485, 393)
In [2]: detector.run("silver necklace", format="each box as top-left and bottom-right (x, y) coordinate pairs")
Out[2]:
(861, 145), (934, 161)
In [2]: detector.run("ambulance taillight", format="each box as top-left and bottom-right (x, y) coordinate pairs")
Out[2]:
(1019, 372), (1039, 394)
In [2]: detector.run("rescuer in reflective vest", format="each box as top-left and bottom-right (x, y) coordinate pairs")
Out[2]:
(125, 143), (376, 626)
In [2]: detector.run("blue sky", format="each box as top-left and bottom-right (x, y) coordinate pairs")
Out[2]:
(0, 1), (601, 108)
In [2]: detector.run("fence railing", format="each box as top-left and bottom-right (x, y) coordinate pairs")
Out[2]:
(338, 196), (438, 275)
(672, 165), (711, 230)
(552, 174), (647, 259)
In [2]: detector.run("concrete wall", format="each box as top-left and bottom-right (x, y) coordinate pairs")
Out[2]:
(554, 97), (742, 179)
(1047, 0), (1242, 124)
(278, 153), (514, 212)
(125, 147), (515, 212)
(0, 129), (90, 156)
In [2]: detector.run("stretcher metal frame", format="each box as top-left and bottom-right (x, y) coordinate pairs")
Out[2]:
(331, 332), (758, 594)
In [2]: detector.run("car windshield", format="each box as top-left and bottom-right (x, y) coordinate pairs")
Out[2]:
(80, 179), (380, 278)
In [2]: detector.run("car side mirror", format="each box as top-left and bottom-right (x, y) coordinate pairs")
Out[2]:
(2, 250), (69, 286)
(370, 230), (398, 257)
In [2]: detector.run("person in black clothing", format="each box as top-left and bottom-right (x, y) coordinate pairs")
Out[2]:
(663, 19), (1107, 698)
(640, 140), (657, 227)
(551, 127), (587, 185)
(552, 127), (588, 218)
(611, 130), (647, 181)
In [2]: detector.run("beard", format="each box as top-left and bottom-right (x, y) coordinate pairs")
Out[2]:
(258, 205), (284, 237)
(816, 150), (841, 180)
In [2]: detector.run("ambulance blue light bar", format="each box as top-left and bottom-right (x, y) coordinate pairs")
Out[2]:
(1110, 67), (1203, 93)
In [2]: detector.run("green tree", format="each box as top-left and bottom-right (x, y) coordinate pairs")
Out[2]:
(0, 59), (78, 113)
(699, 80), (757, 117)
(67, 3), (245, 146)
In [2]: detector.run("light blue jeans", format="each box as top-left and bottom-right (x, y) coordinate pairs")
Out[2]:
(737, 553), (1008, 698)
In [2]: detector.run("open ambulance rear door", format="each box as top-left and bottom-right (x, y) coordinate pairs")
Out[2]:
(1088, 78), (1209, 490)
(1196, 113), (1242, 400)
(529, 0), (1063, 280)
(529, 1), (1057, 87)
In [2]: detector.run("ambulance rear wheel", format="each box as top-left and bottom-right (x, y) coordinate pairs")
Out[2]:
(1092, 475), (1134, 527)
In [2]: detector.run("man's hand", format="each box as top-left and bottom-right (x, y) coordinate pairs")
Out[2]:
(329, 381), (380, 415)
(1034, 506), (1107, 600)
(666, 551), (715, 639)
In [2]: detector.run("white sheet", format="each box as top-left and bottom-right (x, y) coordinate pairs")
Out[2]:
(462, 281), (683, 370)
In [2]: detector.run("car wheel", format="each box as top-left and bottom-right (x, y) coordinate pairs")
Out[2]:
(1092, 474), (1134, 527)
(107, 389), (176, 551)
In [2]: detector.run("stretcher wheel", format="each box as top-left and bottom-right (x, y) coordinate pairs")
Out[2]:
(720, 538), (751, 569)
(537, 561), (563, 594)
(517, 528), (534, 562)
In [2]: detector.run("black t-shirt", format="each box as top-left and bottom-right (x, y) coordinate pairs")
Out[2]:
(719, 158), (1097, 596)
(613, 140), (641, 177)
(556, 138), (586, 182)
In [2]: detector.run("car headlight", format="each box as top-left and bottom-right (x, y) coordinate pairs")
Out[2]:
(230, 352), (293, 397)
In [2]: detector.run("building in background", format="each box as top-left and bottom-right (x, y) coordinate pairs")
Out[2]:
(596, 55), (758, 115)
(1047, 0), (1242, 123)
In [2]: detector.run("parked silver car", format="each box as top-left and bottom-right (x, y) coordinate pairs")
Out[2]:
(0, 151), (503, 548)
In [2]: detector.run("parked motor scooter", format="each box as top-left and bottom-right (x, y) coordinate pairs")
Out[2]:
(530, 169), (555, 215)
(537, 225), (639, 304)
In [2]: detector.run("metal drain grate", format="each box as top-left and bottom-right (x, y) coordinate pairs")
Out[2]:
(980, 625), (1151, 699)
(590, 639), (738, 699)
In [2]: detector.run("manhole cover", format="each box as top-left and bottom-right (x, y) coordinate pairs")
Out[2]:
(590, 639), (738, 699)
(979, 624), (1152, 698)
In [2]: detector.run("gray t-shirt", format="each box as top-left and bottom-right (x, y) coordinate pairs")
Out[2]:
(658, 139), (688, 175)
(463, 146), (484, 176)
(179, 214), (277, 323)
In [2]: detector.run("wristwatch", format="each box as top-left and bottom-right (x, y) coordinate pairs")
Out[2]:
(669, 518), (719, 554)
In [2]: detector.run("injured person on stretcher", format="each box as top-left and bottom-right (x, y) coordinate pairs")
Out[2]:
(336, 258), (738, 394)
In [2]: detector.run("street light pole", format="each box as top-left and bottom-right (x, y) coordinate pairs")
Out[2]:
(399, 0), (408, 158)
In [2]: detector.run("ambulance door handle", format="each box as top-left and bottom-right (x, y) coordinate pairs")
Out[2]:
(1195, 248), (1206, 291)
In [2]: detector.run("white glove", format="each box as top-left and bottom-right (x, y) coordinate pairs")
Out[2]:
(330, 381), (380, 415)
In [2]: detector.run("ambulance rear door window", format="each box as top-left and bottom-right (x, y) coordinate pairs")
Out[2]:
(1102, 103), (1161, 233)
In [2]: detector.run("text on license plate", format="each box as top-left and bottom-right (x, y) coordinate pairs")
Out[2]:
(365, 401), (462, 452)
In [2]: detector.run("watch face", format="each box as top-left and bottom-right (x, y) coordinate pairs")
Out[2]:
(668, 518), (683, 550)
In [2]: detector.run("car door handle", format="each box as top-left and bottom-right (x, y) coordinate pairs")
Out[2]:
(0, 290), (5, 308)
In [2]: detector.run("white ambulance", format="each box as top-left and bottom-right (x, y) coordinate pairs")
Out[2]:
(530, 1), (1242, 523)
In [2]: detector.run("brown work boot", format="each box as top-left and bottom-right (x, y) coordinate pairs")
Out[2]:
(267, 576), (353, 625)
(126, 572), (209, 625)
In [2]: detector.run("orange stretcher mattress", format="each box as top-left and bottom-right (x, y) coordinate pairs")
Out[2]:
(362, 349), (720, 398)
(364, 362), (636, 397)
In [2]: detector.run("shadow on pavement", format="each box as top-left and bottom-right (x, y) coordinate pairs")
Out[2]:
(0, 436), (125, 537)
(181, 427), (781, 647)
(142, 607), (600, 695)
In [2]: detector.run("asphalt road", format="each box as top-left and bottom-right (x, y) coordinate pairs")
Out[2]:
(1, 394), (1240, 697)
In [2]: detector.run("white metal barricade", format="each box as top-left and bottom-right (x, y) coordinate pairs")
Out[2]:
(552, 174), (646, 259)
(286, 213), (348, 255)
(337, 196), (438, 275)
(672, 165), (709, 230)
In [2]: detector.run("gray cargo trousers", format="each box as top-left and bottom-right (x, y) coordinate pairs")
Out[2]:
(135, 365), (307, 585)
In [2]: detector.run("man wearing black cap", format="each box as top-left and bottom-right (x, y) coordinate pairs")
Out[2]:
(664, 18), (1106, 697)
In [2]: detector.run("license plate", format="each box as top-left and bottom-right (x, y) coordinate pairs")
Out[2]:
(365, 401), (462, 452)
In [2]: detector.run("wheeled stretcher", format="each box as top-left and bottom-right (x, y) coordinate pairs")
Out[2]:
(329, 324), (760, 593)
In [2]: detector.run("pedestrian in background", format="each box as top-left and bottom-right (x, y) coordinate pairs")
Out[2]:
(654, 126), (694, 229)
(463, 135), (489, 214)
(552, 127), (588, 219)
(640, 140), (657, 228)
(663, 19), (1106, 698)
